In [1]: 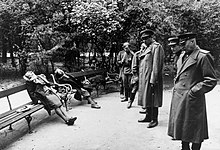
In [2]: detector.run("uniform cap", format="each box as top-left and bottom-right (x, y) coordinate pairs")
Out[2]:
(140, 29), (154, 39)
(168, 36), (179, 46)
(178, 32), (196, 44)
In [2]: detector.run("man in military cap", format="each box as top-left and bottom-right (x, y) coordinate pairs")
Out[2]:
(168, 36), (182, 55)
(168, 32), (217, 150)
(134, 29), (164, 128)
(168, 36), (184, 73)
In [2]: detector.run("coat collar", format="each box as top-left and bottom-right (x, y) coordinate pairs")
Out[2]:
(139, 40), (156, 58)
(176, 46), (200, 80)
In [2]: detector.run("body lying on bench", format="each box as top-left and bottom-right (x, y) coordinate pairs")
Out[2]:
(53, 68), (103, 110)
(67, 69), (118, 94)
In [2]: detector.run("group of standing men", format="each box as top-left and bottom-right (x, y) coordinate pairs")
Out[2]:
(117, 29), (217, 150)
(117, 29), (164, 129)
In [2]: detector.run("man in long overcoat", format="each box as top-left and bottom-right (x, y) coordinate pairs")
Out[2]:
(133, 29), (164, 128)
(168, 33), (217, 150)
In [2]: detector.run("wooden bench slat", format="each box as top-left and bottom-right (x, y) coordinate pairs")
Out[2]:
(0, 104), (44, 130)
(0, 112), (19, 124)
(0, 102), (32, 120)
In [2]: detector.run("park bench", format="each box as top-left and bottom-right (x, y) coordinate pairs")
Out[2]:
(50, 69), (108, 110)
(0, 84), (44, 134)
(50, 68), (119, 110)
(51, 69), (119, 107)
(67, 69), (108, 96)
(67, 69), (119, 95)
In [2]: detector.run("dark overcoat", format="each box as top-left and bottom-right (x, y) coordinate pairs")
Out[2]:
(168, 46), (217, 143)
(132, 41), (164, 107)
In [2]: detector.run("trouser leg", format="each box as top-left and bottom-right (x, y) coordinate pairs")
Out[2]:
(152, 107), (158, 121)
(124, 74), (129, 100)
(181, 141), (190, 150)
(138, 107), (151, 122)
(127, 92), (135, 108)
(191, 143), (202, 150)
(123, 74), (131, 101)
(119, 78), (124, 95)
(146, 107), (158, 121)
(147, 107), (159, 128)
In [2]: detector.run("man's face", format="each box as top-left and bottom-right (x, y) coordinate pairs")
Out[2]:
(170, 45), (183, 54)
(184, 38), (195, 52)
(123, 44), (130, 53)
(141, 36), (151, 45)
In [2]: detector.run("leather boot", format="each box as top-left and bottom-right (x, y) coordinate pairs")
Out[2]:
(147, 107), (158, 128)
(127, 93), (135, 109)
(139, 108), (147, 114)
(138, 108), (151, 123)
(181, 141), (190, 150)
(147, 120), (158, 128)
(191, 143), (201, 150)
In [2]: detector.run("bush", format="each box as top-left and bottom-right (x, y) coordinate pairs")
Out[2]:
(0, 63), (22, 79)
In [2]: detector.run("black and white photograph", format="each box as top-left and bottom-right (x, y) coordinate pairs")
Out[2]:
(0, 0), (220, 149)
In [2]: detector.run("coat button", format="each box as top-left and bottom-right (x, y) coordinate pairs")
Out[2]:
(182, 83), (185, 86)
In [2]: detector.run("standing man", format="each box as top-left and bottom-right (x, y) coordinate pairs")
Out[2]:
(120, 42), (134, 102)
(168, 33), (217, 150)
(137, 29), (164, 128)
(132, 43), (147, 113)
(168, 36), (184, 73)
(117, 45), (126, 101)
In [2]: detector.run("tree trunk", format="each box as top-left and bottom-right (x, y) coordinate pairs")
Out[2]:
(9, 37), (16, 67)
(50, 59), (55, 73)
(1, 36), (7, 63)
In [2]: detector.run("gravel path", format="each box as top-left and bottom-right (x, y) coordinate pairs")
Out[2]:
(0, 86), (220, 150)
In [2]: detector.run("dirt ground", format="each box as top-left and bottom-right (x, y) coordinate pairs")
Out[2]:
(0, 84), (220, 150)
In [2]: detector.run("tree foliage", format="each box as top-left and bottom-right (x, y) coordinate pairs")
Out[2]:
(1, 0), (220, 75)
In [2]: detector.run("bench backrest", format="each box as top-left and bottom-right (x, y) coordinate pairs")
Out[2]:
(67, 69), (107, 78)
(0, 84), (27, 99)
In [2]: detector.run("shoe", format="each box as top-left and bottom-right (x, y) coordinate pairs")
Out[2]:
(66, 117), (77, 126)
(139, 109), (147, 114)
(147, 120), (158, 128)
(127, 102), (132, 109)
(91, 104), (101, 109)
(120, 94), (125, 99)
(121, 99), (128, 102)
(138, 117), (151, 123)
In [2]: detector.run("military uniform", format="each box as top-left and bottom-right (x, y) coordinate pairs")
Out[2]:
(136, 29), (164, 128)
(168, 33), (217, 150)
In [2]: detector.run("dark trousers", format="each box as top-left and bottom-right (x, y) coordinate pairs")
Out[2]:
(146, 107), (158, 121)
(182, 141), (202, 150)
(123, 74), (132, 100)
(119, 78), (124, 95)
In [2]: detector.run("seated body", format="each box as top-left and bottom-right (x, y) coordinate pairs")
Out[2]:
(23, 71), (77, 125)
(54, 68), (101, 109)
